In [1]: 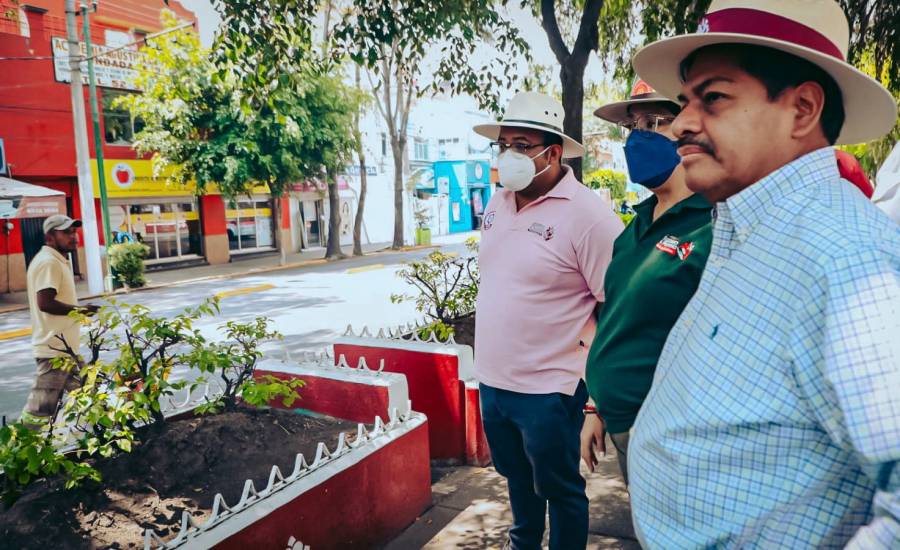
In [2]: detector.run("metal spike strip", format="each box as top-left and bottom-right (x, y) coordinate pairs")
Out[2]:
(143, 407), (415, 549)
(344, 312), (473, 346)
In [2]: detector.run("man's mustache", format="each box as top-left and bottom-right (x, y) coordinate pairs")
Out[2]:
(677, 137), (716, 157)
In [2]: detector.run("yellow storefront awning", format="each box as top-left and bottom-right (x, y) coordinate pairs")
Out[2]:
(91, 159), (270, 198)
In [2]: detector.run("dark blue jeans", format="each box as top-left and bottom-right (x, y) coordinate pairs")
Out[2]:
(480, 381), (589, 550)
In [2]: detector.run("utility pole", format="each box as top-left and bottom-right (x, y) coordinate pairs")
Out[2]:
(81, 2), (113, 264)
(64, 0), (104, 294)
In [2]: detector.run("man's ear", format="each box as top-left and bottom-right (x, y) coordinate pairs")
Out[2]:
(550, 144), (563, 164)
(789, 81), (827, 141)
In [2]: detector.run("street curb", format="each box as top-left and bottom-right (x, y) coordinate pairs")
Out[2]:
(0, 243), (441, 318)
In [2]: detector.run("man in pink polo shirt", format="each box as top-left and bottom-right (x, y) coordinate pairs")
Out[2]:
(473, 92), (623, 550)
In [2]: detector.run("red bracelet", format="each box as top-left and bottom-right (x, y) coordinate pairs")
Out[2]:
(582, 405), (597, 415)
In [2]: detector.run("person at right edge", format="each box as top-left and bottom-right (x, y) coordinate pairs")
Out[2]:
(580, 79), (713, 484)
(628, 0), (900, 547)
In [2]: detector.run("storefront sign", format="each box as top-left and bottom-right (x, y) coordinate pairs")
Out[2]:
(92, 159), (269, 198)
(110, 162), (135, 189)
(291, 178), (350, 193)
(343, 165), (377, 177)
(51, 36), (142, 91)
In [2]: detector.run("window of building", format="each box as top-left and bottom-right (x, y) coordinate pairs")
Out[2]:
(101, 89), (144, 145)
(381, 133), (387, 157)
(110, 201), (201, 262)
(438, 138), (459, 160)
(225, 198), (275, 252)
(414, 138), (429, 161)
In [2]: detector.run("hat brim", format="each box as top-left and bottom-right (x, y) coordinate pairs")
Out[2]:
(594, 97), (681, 124)
(473, 122), (585, 158)
(52, 219), (82, 231)
(633, 33), (898, 145)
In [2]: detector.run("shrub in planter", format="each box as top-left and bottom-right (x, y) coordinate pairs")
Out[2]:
(181, 316), (305, 413)
(0, 297), (300, 505)
(108, 242), (150, 288)
(391, 237), (478, 343)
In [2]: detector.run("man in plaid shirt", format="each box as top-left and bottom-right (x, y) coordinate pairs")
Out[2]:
(626, 0), (900, 548)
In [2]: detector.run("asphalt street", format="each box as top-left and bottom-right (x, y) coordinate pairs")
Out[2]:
(0, 244), (468, 422)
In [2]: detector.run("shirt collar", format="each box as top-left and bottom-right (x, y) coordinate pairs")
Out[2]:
(725, 147), (837, 235)
(634, 192), (712, 226)
(43, 245), (68, 262)
(544, 165), (579, 200)
(500, 165), (579, 210)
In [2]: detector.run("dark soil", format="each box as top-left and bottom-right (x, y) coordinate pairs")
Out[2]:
(0, 406), (357, 549)
(447, 313), (475, 349)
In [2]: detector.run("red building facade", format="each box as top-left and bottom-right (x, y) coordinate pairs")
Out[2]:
(0, 0), (291, 293)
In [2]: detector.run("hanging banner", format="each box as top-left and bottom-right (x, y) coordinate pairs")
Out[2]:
(51, 36), (142, 91)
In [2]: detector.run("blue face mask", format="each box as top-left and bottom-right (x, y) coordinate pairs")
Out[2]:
(624, 130), (681, 189)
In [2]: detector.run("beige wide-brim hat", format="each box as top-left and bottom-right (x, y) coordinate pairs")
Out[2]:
(632, 0), (898, 145)
(594, 78), (681, 124)
(474, 91), (585, 158)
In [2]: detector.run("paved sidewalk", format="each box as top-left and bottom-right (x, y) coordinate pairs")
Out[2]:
(387, 442), (639, 550)
(0, 232), (481, 314)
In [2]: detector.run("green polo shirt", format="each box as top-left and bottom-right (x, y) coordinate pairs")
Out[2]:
(585, 192), (713, 434)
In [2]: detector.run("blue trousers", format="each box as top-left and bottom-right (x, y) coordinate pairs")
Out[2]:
(480, 382), (589, 550)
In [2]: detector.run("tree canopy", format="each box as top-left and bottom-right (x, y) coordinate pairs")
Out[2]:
(119, 11), (358, 201)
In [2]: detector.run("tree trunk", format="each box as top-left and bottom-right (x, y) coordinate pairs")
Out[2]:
(272, 194), (286, 266)
(325, 168), (344, 259)
(560, 63), (585, 182)
(391, 136), (406, 249)
(353, 150), (368, 256)
(352, 64), (368, 257)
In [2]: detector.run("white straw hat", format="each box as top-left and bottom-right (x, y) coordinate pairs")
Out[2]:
(594, 78), (681, 124)
(474, 92), (585, 158)
(632, 0), (898, 145)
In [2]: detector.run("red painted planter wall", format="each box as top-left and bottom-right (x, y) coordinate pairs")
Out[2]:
(212, 420), (432, 550)
(334, 343), (468, 462)
(258, 369), (395, 425)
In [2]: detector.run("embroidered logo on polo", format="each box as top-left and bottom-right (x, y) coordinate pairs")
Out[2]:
(483, 211), (496, 230)
(528, 222), (554, 241)
(677, 241), (695, 261)
(656, 235), (695, 261)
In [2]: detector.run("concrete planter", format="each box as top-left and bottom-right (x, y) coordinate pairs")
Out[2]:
(415, 227), (432, 246)
(143, 358), (431, 549)
(334, 322), (490, 466)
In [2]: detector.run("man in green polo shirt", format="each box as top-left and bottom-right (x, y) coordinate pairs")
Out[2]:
(581, 80), (713, 484)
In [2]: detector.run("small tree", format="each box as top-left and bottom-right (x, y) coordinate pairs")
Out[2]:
(181, 317), (304, 413)
(391, 238), (479, 338)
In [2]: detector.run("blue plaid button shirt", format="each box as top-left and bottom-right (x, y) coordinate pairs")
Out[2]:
(630, 148), (900, 549)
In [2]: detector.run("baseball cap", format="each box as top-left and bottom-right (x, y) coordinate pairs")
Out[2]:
(43, 214), (82, 233)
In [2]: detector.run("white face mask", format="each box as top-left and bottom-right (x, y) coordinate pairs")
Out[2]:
(497, 146), (551, 192)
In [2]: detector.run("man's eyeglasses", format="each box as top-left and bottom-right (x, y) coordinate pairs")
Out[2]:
(489, 141), (548, 155)
(622, 114), (676, 134)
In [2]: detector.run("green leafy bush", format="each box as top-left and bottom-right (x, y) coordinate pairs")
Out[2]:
(1, 297), (295, 504)
(108, 242), (151, 288)
(392, 237), (479, 338)
(181, 316), (303, 411)
(0, 423), (99, 505)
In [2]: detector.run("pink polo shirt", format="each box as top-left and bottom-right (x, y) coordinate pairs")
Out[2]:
(474, 166), (623, 395)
